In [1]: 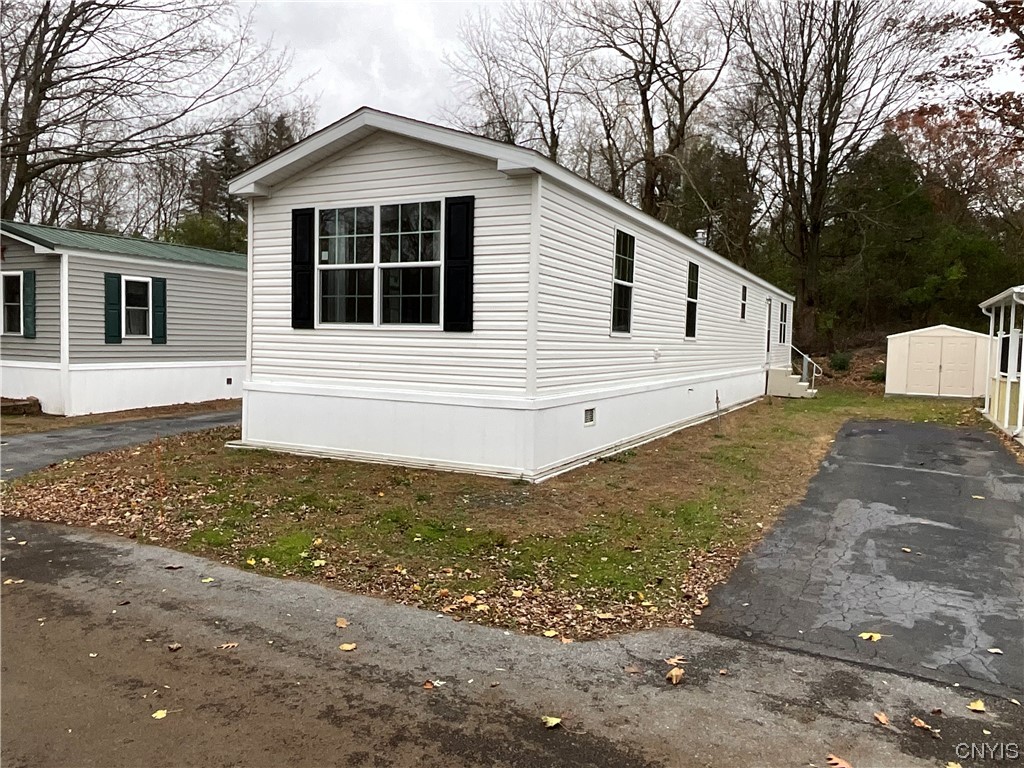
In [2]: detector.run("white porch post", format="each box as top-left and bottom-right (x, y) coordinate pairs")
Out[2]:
(1004, 303), (1015, 429)
(984, 308), (995, 414)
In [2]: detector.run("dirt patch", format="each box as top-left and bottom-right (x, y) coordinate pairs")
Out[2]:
(0, 399), (240, 436)
(2, 389), (985, 640)
(817, 346), (888, 394)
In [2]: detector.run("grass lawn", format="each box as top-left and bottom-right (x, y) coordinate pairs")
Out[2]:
(0, 399), (240, 436)
(2, 389), (989, 639)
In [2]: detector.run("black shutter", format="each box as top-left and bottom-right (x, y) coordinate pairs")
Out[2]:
(443, 196), (475, 332)
(22, 270), (35, 339)
(152, 277), (167, 344)
(292, 208), (315, 329)
(104, 273), (122, 344)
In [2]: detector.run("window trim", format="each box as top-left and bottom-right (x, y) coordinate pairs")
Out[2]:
(313, 198), (445, 330)
(740, 285), (747, 320)
(610, 229), (635, 337)
(1, 270), (24, 336)
(779, 302), (789, 344)
(684, 262), (699, 340)
(121, 275), (152, 339)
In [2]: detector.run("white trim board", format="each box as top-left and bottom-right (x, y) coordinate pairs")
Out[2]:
(886, 324), (988, 339)
(70, 360), (245, 371)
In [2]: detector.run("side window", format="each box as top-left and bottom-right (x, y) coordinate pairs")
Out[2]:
(611, 230), (635, 334)
(779, 302), (789, 344)
(123, 277), (152, 337)
(685, 263), (699, 338)
(740, 285), (747, 319)
(2, 272), (22, 334)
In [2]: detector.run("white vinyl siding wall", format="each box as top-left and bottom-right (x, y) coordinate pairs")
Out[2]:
(68, 253), (246, 363)
(536, 179), (790, 393)
(248, 133), (533, 393)
(0, 240), (60, 362)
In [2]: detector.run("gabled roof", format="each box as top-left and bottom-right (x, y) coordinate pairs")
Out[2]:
(229, 106), (794, 300)
(980, 285), (1024, 309)
(1, 220), (246, 271)
(886, 324), (989, 339)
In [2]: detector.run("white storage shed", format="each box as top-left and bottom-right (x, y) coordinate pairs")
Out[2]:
(885, 324), (991, 398)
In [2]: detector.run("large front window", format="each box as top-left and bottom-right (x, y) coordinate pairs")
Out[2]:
(317, 200), (441, 326)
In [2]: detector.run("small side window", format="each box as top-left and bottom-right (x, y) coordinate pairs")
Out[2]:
(779, 302), (789, 344)
(685, 263), (699, 338)
(740, 285), (747, 319)
(611, 230), (635, 334)
(2, 272), (23, 335)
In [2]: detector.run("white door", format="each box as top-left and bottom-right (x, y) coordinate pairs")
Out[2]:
(939, 337), (975, 397)
(907, 337), (941, 395)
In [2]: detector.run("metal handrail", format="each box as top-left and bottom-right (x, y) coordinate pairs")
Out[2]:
(791, 345), (822, 392)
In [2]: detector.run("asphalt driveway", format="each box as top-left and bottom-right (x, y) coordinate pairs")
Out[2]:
(699, 420), (1024, 696)
(0, 409), (241, 480)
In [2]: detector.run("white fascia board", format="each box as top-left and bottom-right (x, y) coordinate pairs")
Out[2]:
(886, 324), (988, 339)
(1, 230), (60, 255)
(231, 106), (794, 302)
(980, 285), (1024, 309)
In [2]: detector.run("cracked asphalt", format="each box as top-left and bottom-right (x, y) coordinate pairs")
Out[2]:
(699, 420), (1024, 697)
(6, 518), (1023, 767)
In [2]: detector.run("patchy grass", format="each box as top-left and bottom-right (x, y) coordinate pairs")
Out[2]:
(3, 388), (990, 639)
(0, 399), (240, 436)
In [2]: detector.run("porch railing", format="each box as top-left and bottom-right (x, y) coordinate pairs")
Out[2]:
(792, 345), (822, 392)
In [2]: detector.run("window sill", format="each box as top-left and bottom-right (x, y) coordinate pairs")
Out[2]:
(312, 324), (444, 331)
(608, 331), (632, 338)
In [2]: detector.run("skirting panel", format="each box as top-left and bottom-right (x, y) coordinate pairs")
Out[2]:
(239, 368), (765, 481)
(0, 364), (64, 414)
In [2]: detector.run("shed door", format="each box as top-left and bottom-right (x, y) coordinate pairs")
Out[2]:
(906, 337), (941, 395)
(939, 336), (975, 397)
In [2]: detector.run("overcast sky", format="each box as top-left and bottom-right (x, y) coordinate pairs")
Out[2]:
(245, 1), (491, 129)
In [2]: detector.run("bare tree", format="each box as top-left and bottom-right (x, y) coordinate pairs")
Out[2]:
(735, 0), (941, 346)
(1, 0), (295, 221)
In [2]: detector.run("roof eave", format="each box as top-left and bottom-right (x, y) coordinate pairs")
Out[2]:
(980, 285), (1024, 309)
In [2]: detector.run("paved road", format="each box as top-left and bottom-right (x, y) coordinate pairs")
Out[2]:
(700, 420), (1024, 696)
(0, 409), (241, 479)
(6, 520), (1019, 768)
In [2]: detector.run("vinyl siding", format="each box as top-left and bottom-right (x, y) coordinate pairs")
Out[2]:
(0, 239), (60, 362)
(68, 253), (246, 363)
(536, 179), (791, 393)
(249, 132), (533, 393)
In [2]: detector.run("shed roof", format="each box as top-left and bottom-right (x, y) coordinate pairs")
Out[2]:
(886, 324), (988, 339)
(229, 106), (793, 301)
(1, 220), (246, 271)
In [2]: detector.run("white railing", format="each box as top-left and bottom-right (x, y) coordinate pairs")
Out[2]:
(791, 345), (822, 392)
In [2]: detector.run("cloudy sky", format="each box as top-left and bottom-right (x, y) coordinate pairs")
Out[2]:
(245, 1), (492, 129)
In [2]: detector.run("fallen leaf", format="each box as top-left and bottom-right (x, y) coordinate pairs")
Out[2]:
(559, 637), (574, 644)
(461, 594), (477, 605)
(338, 643), (357, 652)
(826, 755), (853, 768)
(200, 578), (215, 584)
(987, 648), (1003, 654)
(1011, 699), (1020, 706)
(595, 612), (615, 620)
(901, 547), (912, 553)
(664, 656), (687, 666)
(911, 716), (936, 733)
(422, 680), (434, 690)
(246, 558), (256, 566)
(931, 708), (943, 716)
(17, 541), (26, 546)
(542, 630), (559, 638)
(665, 667), (685, 685)
(947, 762), (963, 768)
(718, 668), (729, 676)
(3, 578), (24, 585)
(982, 729), (991, 735)
(873, 711), (890, 726)
(167, 642), (182, 652)
(164, 565), (183, 570)
(335, 617), (349, 628)
(972, 495), (985, 499)
(857, 632), (886, 642)
(967, 699), (986, 712)
(541, 716), (561, 728)
(88, 653), (98, 658)
(623, 664), (643, 674)
(312, 559), (326, 567)
(511, 590), (524, 598)
(118, 600), (130, 606)
(216, 642), (238, 650)
(151, 709), (168, 720)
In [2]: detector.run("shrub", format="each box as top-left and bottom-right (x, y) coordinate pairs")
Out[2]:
(829, 351), (852, 371)
(868, 365), (886, 383)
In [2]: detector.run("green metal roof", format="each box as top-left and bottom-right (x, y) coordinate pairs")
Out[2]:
(1, 220), (246, 271)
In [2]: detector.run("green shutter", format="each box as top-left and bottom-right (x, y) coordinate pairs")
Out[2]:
(152, 277), (167, 344)
(104, 273), (121, 344)
(22, 270), (35, 338)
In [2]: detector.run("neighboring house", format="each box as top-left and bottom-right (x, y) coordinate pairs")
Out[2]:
(1, 221), (246, 416)
(980, 285), (1024, 444)
(228, 107), (803, 481)
(884, 324), (991, 398)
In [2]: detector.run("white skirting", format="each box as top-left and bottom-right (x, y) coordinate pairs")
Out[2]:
(1, 360), (245, 416)
(236, 368), (767, 481)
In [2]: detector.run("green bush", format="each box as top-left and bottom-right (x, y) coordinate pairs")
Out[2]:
(829, 351), (852, 371)
(868, 365), (886, 383)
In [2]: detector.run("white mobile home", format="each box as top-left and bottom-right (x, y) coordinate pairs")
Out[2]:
(1, 222), (246, 415)
(229, 108), (802, 481)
